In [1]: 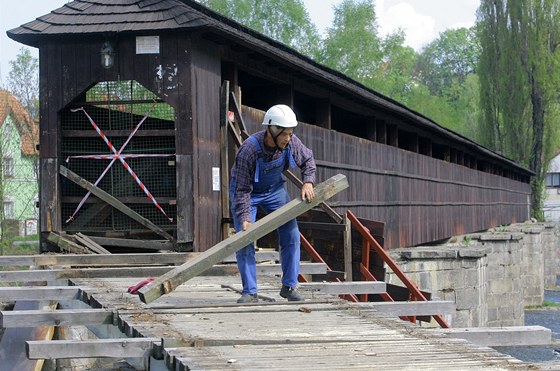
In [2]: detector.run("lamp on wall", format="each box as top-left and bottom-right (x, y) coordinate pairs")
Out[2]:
(100, 41), (115, 69)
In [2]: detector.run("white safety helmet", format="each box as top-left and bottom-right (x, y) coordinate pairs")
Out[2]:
(262, 104), (298, 128)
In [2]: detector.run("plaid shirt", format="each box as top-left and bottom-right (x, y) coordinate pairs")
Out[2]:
(231, 130), (316, 222)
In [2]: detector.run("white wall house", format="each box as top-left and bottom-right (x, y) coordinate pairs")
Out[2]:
(544, 152), (560, 221)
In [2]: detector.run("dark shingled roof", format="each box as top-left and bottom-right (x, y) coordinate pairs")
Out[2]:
(7, 0), (210, 43)
(6, 0), (533, 175)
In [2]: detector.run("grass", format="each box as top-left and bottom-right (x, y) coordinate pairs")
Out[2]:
(525, 301), (560, 310)
(0, 235), (40, 287)
(0, 234), (39, 256)
(542, 300), (560, 307)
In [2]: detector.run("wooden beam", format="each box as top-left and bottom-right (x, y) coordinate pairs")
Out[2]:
(1, 309), (113, 328)
(86, 236), (174, 250)
(283, 170), (343, 224)
(138, 174), (349, 304)
(59, 166), (174, 241)
(0, 263), (326, 282)
(0, 267), (175, 281)
(343, 214), (353, 281)
(26, 338), (161, 360)
(434, 326), (552, 347)
(74, 233), (111, 254)
(47, 233), (88, 254)
(0, 286), (86, 301)
(358, 301), (456, 316)
(0, 252), (197, 267)
(220, 81), (231, 240)
(222, 250), (279, 263)
(299, 281), (386, 295)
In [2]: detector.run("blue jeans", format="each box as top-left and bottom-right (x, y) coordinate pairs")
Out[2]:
(231, 185), (300, 294)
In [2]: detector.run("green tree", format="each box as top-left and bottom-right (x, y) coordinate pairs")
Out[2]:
(320, 0), (382, 83)
(416, 27), (480, 97)
(199, 0), (321, 59)
(7, 48), (39, 120)
(477, 0), (560, 220)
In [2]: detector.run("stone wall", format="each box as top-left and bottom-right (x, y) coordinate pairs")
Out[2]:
(384, 222), (559, 328)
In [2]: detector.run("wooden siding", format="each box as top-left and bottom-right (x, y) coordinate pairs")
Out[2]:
(242, 107), (530, 249)
(191, 36), (223, 252)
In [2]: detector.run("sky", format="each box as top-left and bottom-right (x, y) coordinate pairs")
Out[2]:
(0, 0), (481, 86)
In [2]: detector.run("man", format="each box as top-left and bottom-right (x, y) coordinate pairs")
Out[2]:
(230, 104), (316, 303)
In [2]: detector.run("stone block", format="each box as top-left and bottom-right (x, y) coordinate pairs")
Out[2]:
(480, 233), (512, 241)
(400, 249), (457, 259)
(455, 287), (481, 310)
(458, 247), (489, 258)
(488, 279), (513, 294)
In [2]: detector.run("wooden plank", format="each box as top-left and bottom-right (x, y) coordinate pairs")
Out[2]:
(0, 263), (326, 282)
(222, 250), (279, 263)
(138, 174), (349, 304)
(0, 286), (86, 301)
(435, 326), (552, 347)
(283, 170), (344, 224)
(86, 236), (174, 250)
(26, 338), (161, 360)
(59, 165), (174, 241)
(359, 301), (456, 316)
(47, 233), (88, 254)
(299, 281), (386, 295)
(0, 252), (197, 267)
(74, 233), (111, 254)
(1, 309), (113, 328)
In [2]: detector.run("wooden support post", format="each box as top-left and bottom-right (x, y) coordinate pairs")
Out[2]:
(343, 214), (353, 281)
(138, 174), (349, 304)
(220, 81), (231, 240)
(59, 166), (174, 241)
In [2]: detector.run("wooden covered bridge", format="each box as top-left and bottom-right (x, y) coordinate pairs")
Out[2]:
(7, 0), (532, 256)
(1, 0), (545, 369)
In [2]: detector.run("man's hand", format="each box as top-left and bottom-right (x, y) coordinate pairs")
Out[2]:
(242, 221), (251, 231)
(301, 182), (315, 203)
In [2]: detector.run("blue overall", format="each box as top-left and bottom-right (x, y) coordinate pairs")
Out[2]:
(230, 136), (299, 295)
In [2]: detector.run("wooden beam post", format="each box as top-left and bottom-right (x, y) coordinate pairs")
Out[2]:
(220, 81), (231, 240)
(138, 174), (349, 304)
(343, 214), (353, 281)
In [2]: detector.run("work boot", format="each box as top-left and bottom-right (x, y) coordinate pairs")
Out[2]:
(237, 293), (258, 303)
(280, 285), (305, 301)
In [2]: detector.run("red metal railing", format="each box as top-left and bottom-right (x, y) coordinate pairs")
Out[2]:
(347, 210), (450, 328)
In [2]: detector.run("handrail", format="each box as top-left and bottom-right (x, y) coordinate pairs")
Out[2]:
(347, 210), (450, 328)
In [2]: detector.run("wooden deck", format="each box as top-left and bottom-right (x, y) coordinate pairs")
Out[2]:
(63, 274), (533, 371)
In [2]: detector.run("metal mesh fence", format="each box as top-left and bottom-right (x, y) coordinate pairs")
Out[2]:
(61, 80), (176, 233)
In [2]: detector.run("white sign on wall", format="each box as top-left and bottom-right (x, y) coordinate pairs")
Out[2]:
(212, 167), (220, 191)
(136, 36), (160, 54)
